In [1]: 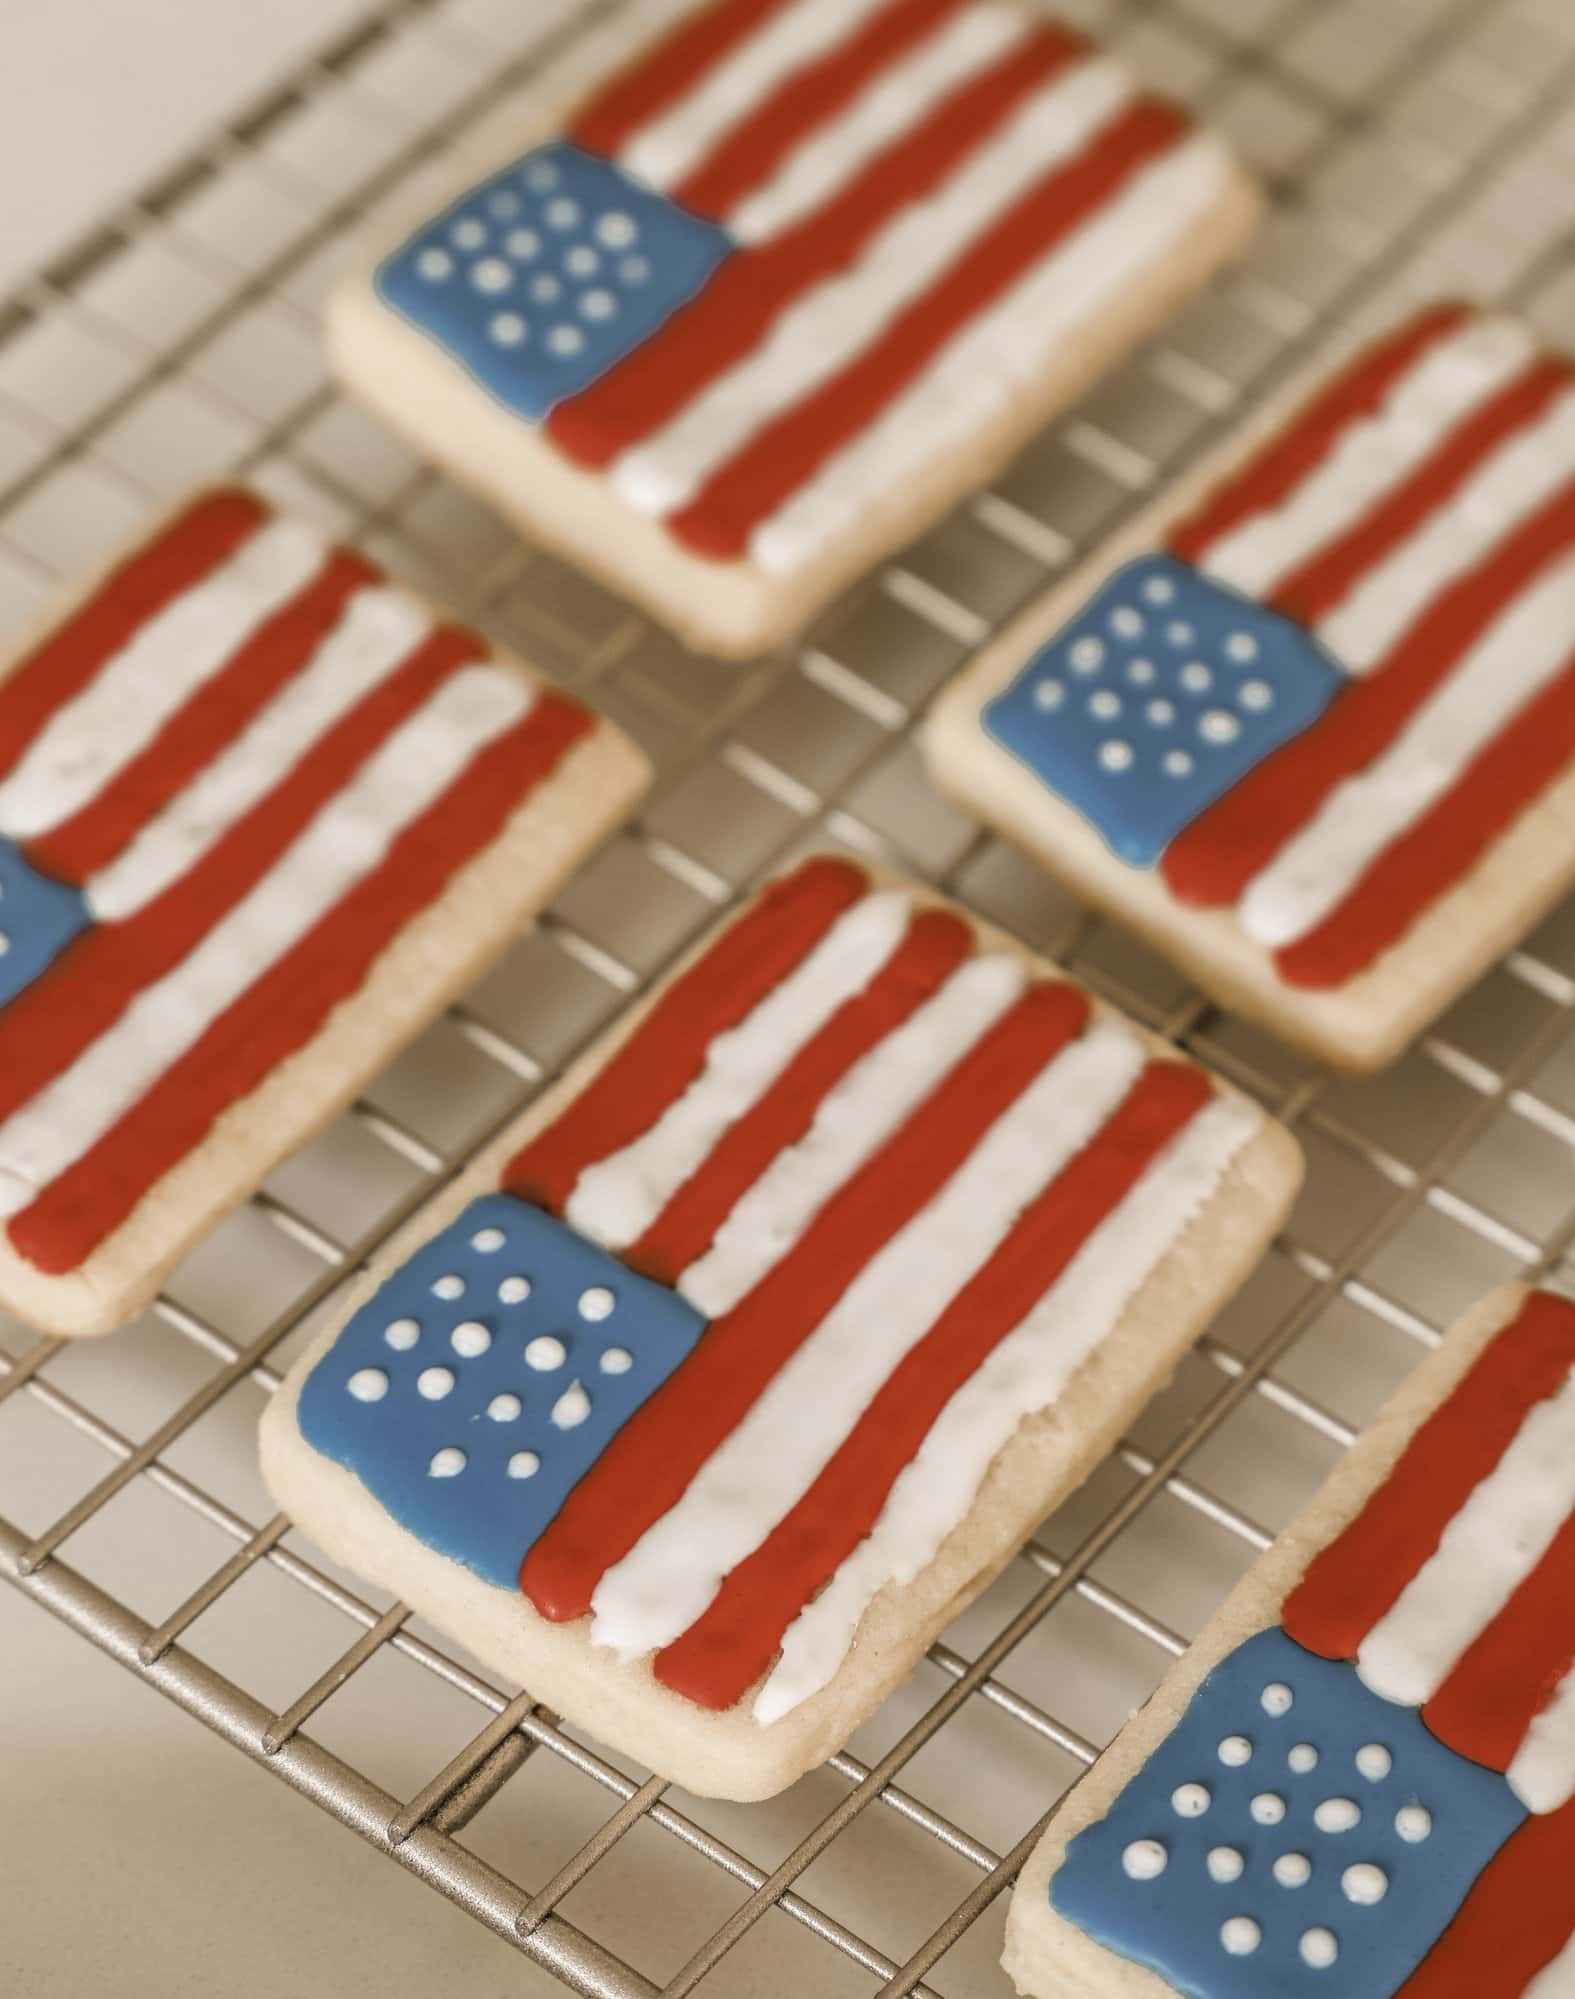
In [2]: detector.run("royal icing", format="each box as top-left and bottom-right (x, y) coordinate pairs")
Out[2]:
(984, 306), (1575, 991)
(0, 489), (595, 1276)
(298, 857), (1261, 1722)
(375, 0), (1233, 575)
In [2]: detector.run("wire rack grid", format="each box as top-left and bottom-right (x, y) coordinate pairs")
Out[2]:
(4, 0), (1575, 1993)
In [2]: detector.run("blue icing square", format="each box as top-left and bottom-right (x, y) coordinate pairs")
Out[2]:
(297, 1193), (709, 1588)
(375, 140), (733, 420)
(1050, 1627), (1527, 1999)
(983, 555), (1345, 866)
(0, 837), (92, 1011)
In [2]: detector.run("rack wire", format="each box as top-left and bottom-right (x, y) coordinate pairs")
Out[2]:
(4, 0), (1575, 1991)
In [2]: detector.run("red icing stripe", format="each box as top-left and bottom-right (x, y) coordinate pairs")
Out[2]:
(504, 857), (870, 1215)
(1284, 1290), (1575, 1661)
(28, 548), (377, 887)
(665, 97), (1187, 562)
(546, 33), (1076, 470)
(1425, 1506), (1575, 1775)
(1270, 357), (1575, 627)
(520, 979), (1091, 1625)
(0, 627), (487, 1134)
(1395, 1797), (1575, 1999)
(1161, 478), (1575, 912)
(653, 1059), (1210, 1710)
(1166, 304), (1471, 567)
(10, 694), (593, 1273)
(625, 906), (973, 1286)
(569, 0), (792, 159)
(0, 489), (264, 786)
(674, 0), (1006, 219)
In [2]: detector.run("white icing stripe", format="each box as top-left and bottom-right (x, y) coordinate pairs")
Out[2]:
(680, 950), (1026, 1316)
(751, 131), (1227, 576)
(754, 1092), (1260, 1722)
(1508, 1666), (1575, 1817)
(613, 58), (1137, 518)
(1524, 1927), (1575, 1996)
(83, 586), (440, 921)
(1356, 1361), (1575, 1710)
(0, 518), (329, 842)
(564, 890), (913, 1252)
(0, 667), (529, 1215)
(726, 4), (1031, 243)
(1198, 315), (1539, 605)
(1317, 387), (1575, 672)
(618, 0), (893, 193)
(1238, 551), (1575, 951)
(587, 1021), (1149, 1663)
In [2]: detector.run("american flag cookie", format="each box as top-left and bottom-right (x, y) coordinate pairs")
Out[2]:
(1010, 1283), (1575, 1999)
(926, 304), (1575, 1070)
(261, 854), (1299, 1799)
(0, 489), (649, 1336)
(326, 0), (1259, 658)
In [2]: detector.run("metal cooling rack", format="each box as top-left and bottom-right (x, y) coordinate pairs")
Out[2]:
(4, 0), (1575, 1992)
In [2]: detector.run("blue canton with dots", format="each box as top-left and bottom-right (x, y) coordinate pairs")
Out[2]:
(0, 838), (92, 1012)
(296, 1193), (709, 1588)
(375, 141), (733, 420)
(984, 555), (1345, 867)
(1050, 1627), (1527, 1999)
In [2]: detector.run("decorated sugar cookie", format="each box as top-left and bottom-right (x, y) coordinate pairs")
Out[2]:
(1010, 1284), (1575, 1999)
(328, 0), (1259, 655)
(262, 855), (1299, 1800)
(927, 305), (1575, 1069)
(0, 489), (649, 1335)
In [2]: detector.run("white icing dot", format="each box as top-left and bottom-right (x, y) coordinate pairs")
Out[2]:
(1218, 1736), (1253, 1768)
(552, 1380), (591, 1429)
(347, 1367), (388, 1402)
(1300, 1928), (1339, 1969)
(506, 227), (540, 260)
(1127, 658), (1156, 685)
(432, 1274), (465, 1301)
(1239, 678), (1274, 711)
(597, 211), (637, 248)
(471, 1227), (506, 1253)
(416, 247), (453, 281)
(418, 1367), (455, 1400)
(1395, 1806), (1432, 1844)
(1110, 606), (1145, 639)
(1147, 698), (1176, 726)
(1180, 661), (1213, 694)
(1356, 1744), (1392, 1783)
(1226, 632), (1260, 663)
(1099, 740), (1134, 772)
(1250, 1793), (1286, 1826)
(531, 273), (562, 302)
(1342, 1863), (1388, 1905)
(1289, 1744), (1320, 1775)
(1167, 621), (1196, 646)
(507, 1450), (541, 1479)
(549, 324), (585, 356)
(1207, 1847), (1244, 1884)
(579, 1287), (616, 1321)
(1144, 574), (1176, 604)
(524, 159), (559, 191)
(384, 1317), (419, 1351)
(1315, 1798), (1361, 1834)
(491, 311), (528, 347)
(1123, 1839), (1168, 1880)
(487, 1393), (522, 1421)
(620, 253), (650, 283)
(472, 256), (513, 293)
(526, 1336), (566, 1371)
(488, 190), (521, 219)
(545, 197), (581, 229)
(429, 1446), (466, 1478)
(600, 1347), (634, 1375)
(1171, 1783), (1210, 1819)
(1221, 1917), (1261, 1957)
(565, 245), (600, 277)
(582, 288), (617, 321)
(1164, 750), (1194, 777)
(1069, 637), (1105, 673)
(1262, 1683), (1294, 1716)
(1275, 1852), (1313, 1888)
(1034, 678), (1065, 710)
(451, 218), (486, 250)
(1200, 709), (1241, 745)
(1090, 690), (1122, 720)
(499, 1276), (532, 1304)
(451, 1321), (492, 1359)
